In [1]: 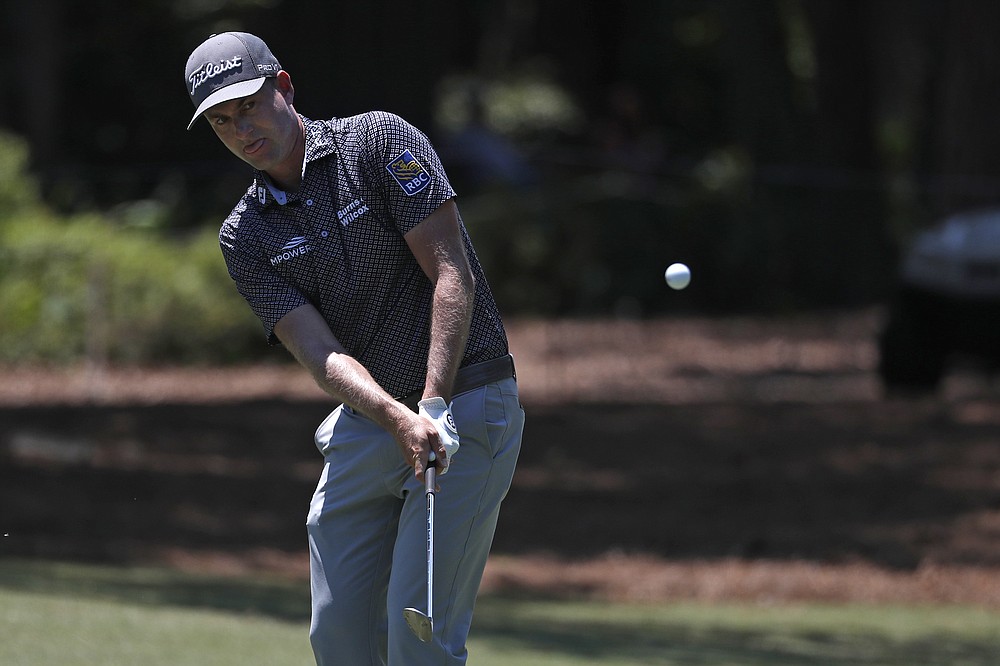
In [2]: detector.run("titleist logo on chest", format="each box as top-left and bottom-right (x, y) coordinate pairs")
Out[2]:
(188, 56), (243, 93)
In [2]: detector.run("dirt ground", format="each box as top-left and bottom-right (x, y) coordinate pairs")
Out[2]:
(3, 309), (1000, 607)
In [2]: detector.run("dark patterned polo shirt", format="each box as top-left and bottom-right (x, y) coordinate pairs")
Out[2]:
(219, 112), (509, 398)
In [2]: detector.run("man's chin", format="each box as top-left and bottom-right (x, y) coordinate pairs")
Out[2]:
(234, 151), (271, 172)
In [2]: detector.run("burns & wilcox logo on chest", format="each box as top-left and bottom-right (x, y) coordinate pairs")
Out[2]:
(337, 199), (370, 227)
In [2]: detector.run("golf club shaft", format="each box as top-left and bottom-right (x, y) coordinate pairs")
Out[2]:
(425, 465), (435, 620)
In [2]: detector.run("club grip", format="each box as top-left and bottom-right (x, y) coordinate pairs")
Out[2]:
(425, 465), (436, 494)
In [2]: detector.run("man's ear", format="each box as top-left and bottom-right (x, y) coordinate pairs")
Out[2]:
(275, 70), (294, 103)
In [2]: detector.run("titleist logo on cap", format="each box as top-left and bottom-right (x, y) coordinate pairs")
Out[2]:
(188, 56), (243, 95)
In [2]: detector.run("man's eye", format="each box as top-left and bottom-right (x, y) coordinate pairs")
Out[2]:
(243, 101), (255, 111)
(214, 116), (228, 126)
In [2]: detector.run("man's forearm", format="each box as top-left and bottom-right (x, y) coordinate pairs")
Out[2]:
(274, 305), (412, 433)
(310, 348), (447, 481)
(423, 267), (475, 402)
(317, 351), (414, 432)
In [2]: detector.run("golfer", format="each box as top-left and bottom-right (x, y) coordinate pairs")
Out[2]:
(184, 32), (524, 665)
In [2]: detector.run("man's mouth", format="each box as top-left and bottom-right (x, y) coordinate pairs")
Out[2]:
(244, 138), (265, 156)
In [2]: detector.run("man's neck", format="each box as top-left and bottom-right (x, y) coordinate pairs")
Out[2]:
(266, 116), (306, 192)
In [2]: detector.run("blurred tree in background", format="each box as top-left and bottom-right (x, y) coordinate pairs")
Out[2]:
(3, 0), (1000, 362)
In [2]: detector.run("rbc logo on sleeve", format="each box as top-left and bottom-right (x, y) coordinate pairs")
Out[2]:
(386, 150), (431, 196)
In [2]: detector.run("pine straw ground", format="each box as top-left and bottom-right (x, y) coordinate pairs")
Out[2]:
(3, 309), (1000, 607)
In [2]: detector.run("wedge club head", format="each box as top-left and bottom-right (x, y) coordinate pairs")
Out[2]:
(402, 608), (433, 642)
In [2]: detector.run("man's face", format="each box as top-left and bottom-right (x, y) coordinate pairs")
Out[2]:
(204, 73), (302, 177)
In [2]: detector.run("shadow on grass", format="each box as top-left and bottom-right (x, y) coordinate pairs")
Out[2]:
(471, 597), (1000, 666)
(0, 558), (310, 622)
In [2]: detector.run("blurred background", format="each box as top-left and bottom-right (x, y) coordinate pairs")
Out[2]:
(5, 0), (1000, 366)
(4, 4), (1000, 662)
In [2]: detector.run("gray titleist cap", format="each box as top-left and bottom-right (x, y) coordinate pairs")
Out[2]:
(184, 32), (281, 130)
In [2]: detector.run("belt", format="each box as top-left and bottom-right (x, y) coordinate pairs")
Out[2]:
(397, 354), (516, 411)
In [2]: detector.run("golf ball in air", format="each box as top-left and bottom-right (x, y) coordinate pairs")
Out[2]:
(665, 263), (691, 290)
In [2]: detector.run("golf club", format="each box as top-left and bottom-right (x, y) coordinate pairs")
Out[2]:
(403, 458), (436, 642)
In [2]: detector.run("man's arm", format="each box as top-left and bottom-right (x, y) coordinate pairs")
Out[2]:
(273, 304), (445, 480)
(404, 198), (476, 402)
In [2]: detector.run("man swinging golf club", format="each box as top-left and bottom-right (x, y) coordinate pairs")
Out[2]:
(184, 31), (525, 665)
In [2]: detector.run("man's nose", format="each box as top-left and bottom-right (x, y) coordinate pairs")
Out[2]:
(234, 117), (253, 136)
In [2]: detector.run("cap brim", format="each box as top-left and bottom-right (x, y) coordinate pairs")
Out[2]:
(186, 77), (268, 130)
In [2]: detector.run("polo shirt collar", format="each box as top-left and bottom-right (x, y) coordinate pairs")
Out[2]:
(253, 115), (337, 208)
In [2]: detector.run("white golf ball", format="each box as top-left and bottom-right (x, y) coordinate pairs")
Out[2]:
(665, 263), (691, 290)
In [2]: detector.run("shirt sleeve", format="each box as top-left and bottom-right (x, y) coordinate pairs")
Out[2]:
(359, 111), (457, 235)
(219, 198), (310, 345)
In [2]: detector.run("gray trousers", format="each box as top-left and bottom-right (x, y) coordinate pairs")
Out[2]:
(307, 377), (524, 665)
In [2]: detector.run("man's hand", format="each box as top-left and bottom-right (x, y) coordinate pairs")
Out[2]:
(418, 397), (460, 474)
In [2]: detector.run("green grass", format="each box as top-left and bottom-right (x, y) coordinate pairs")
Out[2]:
(1, 559), (999, 665)
(1, 590), (314, 665)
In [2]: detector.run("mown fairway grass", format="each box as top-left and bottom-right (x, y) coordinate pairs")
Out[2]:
(2, 559), (999, 665)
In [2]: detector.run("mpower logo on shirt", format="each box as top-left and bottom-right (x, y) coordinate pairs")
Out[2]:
(270, 236), (312, 266)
